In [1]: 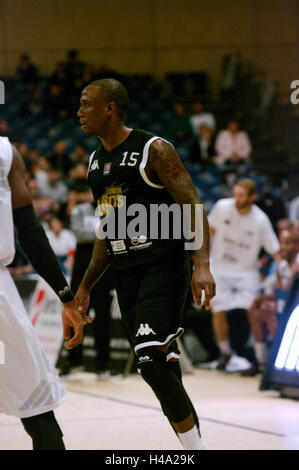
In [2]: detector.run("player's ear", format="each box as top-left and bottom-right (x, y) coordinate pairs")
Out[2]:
(106, 101), (117, 116)
(250, 192), (257, 203)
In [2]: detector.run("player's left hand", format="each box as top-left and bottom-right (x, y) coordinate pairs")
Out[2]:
(191, 263), (216, 310)
(62, 299), (85, 349)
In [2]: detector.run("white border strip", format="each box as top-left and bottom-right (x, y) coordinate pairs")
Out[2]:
(139, 136), (164, 189)
(134, 327), (184, 352)
(87, 150), (96, 174)
(166, 352), (180, 362)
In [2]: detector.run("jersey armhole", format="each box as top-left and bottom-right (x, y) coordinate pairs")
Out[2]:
(139, 136), (165, 189)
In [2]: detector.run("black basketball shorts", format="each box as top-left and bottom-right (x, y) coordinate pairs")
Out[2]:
(113, 250), (191, 358)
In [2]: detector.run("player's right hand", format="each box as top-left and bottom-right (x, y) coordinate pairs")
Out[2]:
(75, 286), (91, 321)
(62, 299), (84, 349)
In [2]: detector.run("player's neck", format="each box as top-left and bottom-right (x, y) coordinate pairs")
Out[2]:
(236, 204), (252, 215)
(98, 123), (133, 153)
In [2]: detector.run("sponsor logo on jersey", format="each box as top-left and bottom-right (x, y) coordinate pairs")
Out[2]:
(90, 160), (100, 172)
(130, 235), (147, 246)
(103, 162), (111, 175)
(138, 356), (153, 364)
(136, 323), (156, 337)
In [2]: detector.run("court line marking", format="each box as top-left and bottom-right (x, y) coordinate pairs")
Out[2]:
(67, 387), (299, 443)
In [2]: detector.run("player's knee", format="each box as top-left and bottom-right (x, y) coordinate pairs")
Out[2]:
(137, 348), (166, 383)
(137, 348), (191, 423)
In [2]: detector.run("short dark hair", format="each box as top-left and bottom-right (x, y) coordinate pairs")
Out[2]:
(91, 78), (129, 119)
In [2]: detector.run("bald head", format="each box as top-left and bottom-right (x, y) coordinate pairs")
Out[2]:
(89, 78), (129, 119)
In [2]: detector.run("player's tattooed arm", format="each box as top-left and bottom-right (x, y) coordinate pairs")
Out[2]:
(147, 139), (216, 308)
(75, 239), (110, 315)
(147, 139), (210, 262)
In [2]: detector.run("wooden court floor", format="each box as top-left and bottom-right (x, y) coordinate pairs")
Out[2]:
(1, 369), (299, 451)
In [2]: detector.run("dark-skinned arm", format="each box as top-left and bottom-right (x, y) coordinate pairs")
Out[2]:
(147, 139), (216, 308)
(75, 238), (110, 315)
(8, 145), (84, 349)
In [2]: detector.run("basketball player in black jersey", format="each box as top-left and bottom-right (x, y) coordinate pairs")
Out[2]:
(76, 78), (215, 450)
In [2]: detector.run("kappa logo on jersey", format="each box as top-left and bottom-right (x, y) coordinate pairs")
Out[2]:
(90, 160), (100, 172)
(103, 162), (111, 175)
(136, 323), (156, 337)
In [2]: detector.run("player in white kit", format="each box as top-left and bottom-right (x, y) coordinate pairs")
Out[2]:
(0, 137), (84, 449)
(208, 178), (280, 371)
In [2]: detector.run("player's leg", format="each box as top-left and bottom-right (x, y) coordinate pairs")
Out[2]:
(134, 254), (206, 449)
(21, 410), (65, 450)
(137, 344), (205, 450)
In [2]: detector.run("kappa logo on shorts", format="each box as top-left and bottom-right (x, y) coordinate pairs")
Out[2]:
(136, 323), (156, 337)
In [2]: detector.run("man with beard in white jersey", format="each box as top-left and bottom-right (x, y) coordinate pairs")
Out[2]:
(0, 137), (85, 450)
(207, 178), (280, 372)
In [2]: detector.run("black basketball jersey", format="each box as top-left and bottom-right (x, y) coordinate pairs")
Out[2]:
(87, 128), (185, 270)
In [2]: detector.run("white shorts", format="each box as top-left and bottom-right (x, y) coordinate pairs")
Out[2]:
(0, 267), (66, 418)
(210, 268), (261, 313)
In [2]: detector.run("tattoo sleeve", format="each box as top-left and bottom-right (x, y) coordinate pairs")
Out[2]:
(148, 139), (210, 266)
(80, 239), (110, 291)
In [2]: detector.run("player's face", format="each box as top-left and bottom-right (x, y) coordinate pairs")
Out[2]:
(233, 185), (255, 211)
(77, 85), (108, 135)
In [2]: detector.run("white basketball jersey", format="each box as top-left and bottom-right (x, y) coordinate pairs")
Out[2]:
(0, 137), (15, 266)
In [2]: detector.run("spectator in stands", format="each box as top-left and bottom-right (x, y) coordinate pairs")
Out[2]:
(207, 178), (280, 373)
(257, 190), (287, 234)
(66, 164), (90, 218)
(70, 144), (90, 166)
(19, 86), (43, 118)
(48, 62), (70, 93)
(190, 123), (217, 166)
(15, 54), (39, 88)
(248, 228), (299, 369)
(165, 102), (194, 147)
(256, 178), (287, 232)
(44, 83), (70, 120)
(277, 218), (293, 234)
(47, 140), (72, 176)
(65, 49), (85, 84)
(46, 217), (76, 275)
(67, 163), (90, 194)
(215, 119), (251, 165)
(190, 100), (216, 136)
(38, 168), (68, 207)
(27, 178), (54, 226)
(34, 156), (51, 188)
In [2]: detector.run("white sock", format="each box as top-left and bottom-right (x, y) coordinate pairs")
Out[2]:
(177, 425), (207, 450)
(254, 342), (268, 365)
(219, 341), (231, 355)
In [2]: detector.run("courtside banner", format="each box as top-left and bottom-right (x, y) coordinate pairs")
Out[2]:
(28, 278), (63, 366)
